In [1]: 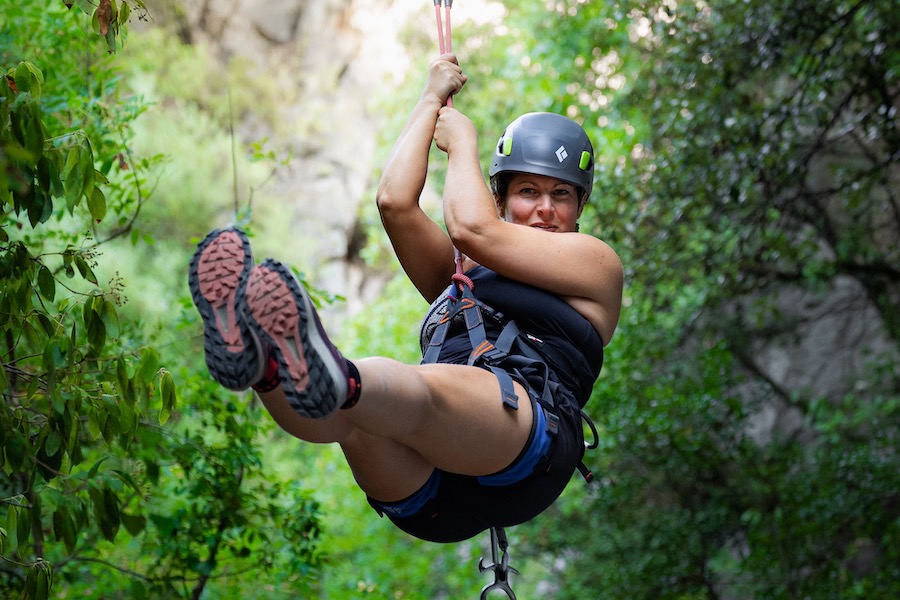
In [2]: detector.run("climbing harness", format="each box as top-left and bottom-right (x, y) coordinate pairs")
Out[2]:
(479, 526), (519, 599)
(421, 275), (599, 600)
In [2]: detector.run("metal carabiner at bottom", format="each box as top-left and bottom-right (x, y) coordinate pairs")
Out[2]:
(478, 527), (519, 599)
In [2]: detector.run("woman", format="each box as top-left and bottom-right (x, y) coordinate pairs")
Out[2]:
(189, 54), (622, 543)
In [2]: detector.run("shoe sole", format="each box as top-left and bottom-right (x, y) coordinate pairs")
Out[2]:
(241, 259), (347, 418)
(189, 228), (264, 390)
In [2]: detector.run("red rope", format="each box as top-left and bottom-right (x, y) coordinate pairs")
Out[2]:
(451, 271), (473, 291)
(434, 1), (446, 56)
(434, 0), (467, 290)
(434, 0), (453, 108)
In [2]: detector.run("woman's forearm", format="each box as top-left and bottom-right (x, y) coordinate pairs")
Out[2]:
(376, 95), (444, 213)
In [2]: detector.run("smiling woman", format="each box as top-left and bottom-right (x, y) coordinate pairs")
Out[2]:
(500, 174), (581, 231)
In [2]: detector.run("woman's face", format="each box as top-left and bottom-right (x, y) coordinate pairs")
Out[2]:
(498, 172), (583, 233)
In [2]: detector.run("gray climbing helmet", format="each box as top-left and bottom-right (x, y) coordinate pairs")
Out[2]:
(489, 112), (595, 202)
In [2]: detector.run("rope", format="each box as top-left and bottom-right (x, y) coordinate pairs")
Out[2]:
(433, 0), (454, 108)
(433, 0), (468, 292)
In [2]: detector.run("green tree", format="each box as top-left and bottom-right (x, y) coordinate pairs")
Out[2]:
(474, 1), (900, 598)
(2, 3), (324, 598)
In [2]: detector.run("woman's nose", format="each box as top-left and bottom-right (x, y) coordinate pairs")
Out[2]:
(536, 194), (554, 214)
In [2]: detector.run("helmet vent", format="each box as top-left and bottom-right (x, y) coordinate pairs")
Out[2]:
(579, 151), (592, 170)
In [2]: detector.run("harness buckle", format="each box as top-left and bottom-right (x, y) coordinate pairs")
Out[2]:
(544, 410), (560, 436)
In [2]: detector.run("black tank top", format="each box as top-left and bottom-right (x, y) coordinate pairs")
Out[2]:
(424, 266), (604, 405)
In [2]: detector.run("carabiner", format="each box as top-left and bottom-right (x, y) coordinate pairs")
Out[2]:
(478, 527), (519, 599)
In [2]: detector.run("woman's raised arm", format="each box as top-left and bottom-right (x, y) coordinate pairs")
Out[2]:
(376, 55), (467, 302)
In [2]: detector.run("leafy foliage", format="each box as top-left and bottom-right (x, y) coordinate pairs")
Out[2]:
(463, 1), (900, 598)
(5, 0), (897, 598)
(2, 3), (324, 599)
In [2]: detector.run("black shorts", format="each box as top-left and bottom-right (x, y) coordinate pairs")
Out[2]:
(367, 371), (585, 543)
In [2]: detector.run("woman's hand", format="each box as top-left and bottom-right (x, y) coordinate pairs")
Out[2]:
(423, 53), (467, 106)
(434, 106), (477, 156)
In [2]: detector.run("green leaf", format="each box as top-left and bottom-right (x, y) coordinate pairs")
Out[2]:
(53, 508), (77, 554)
(138, 347), (160, 383)
(74, 256), (98, 285)
(80, 141), (96, 199)
(130, 580), (148, 600)
(159, 369), (176, 425)
(75, 0), (95, 14)
(16, 503), (30, 550)
(64, 161), (83, 211)
(27, 190), (49, 227)
(88, 485), (120, 542)
(33, 561), (51, 600)
(62, 145), (78, 176)
(5, 505), (19, 553)
(116, 355), (130, 394)
(86, 410), (101, 439)
(45, 430), (62, 457)
(0, 363), (8, 395)
(21, 61), (45, 98)
(51, 391), (66, 415)
(101, 488), (121, 541)
(62, 251), (75, 278)
(91, 6), (101, 35)
(5, 428), (27, 472)
(24, 564), (37, 599)
(37, 264), (56, 301)
(99, 298), (119, 337)
(37, 436), (64, 481)
(18, 101), (44, 159)
(42, 336), (67, 372)
(121, 512), (147, 536)
(87, 457), (108, 479)
(105, 26), (117, 53)
(34, 312), (55, 337)
(13, 62), (39, 97)
(88, 187), (106, 222)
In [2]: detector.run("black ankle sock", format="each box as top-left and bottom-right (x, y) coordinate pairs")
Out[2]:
(341, 360), (362, 410)
(251, 354), (280, 393)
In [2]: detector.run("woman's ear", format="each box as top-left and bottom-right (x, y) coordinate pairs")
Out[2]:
(577, 197), (587, 218)
(495, 195), (506, 219)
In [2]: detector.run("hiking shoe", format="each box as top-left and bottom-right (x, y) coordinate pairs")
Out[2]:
(240, 259), (349, 419)
(189, 227), (265, 390)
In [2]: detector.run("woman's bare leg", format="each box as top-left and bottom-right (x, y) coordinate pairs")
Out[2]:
(258, 357), (533, 501)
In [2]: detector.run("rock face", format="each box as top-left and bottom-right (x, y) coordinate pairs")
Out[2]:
(160, 0), (424, 315)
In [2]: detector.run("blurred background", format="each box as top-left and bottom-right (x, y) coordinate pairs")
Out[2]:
(1, 0), (898, 598)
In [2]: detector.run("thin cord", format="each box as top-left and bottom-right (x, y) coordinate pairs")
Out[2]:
(434, 0), (465, 283)
(434, 0), (453, 108)
(434, 1), (446, 56)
